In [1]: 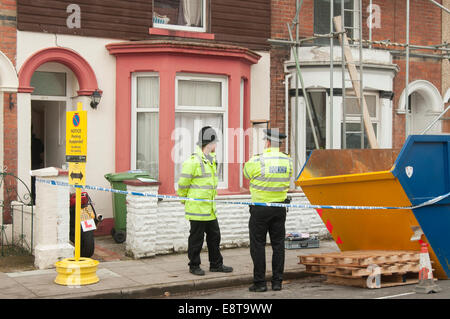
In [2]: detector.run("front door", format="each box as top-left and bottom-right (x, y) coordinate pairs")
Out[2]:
(410, 91), (441, 134)
(31, 100), (66, 169)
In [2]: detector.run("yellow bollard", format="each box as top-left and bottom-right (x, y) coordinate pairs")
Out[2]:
(55, 257), (99, 286)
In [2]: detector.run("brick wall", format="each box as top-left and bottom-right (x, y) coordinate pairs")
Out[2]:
(1, 0), (17, 223)
(0, 0), (16, 63)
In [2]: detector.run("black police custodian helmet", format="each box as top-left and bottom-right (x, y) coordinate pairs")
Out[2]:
(197, 126), (219, 147)
(263, 129), (287, 144)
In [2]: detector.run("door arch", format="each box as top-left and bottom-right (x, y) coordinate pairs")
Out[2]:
(18, 47), (100, 95)
(398, 80), (443, 134)
(16, 47), (101, 199)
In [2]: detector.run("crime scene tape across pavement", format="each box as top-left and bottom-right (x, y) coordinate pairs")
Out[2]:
(35, 178), (450, 211)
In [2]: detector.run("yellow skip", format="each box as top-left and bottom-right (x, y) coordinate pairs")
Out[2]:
(54, 257), (99, 286)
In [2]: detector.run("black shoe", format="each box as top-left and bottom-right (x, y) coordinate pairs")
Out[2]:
(272, 282), (282, 291)
(210, 265), (233, 273)
(189, 267), (205, 276)
(249, 284), (268, 292)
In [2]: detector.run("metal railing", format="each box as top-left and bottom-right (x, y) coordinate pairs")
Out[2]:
(0, 172), (34, 257)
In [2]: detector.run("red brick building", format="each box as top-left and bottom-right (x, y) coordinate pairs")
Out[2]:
(270, 0), (449, 171)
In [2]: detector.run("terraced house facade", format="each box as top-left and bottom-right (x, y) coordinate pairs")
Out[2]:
(0, 1), (448, 248)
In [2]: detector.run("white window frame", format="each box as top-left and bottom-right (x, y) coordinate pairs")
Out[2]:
(174, 73), (228, 189)
(313, 0), (360, 43)
(153, 0), (207, 33)
(131, 72), (160, 172)
(341, 91), (380, 149)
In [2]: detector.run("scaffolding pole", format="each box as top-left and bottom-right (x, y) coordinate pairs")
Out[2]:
(369, 0), (373, 48)
(330, 0), (334, 148)
(359, 0), (365, 149)
(405, 0), (411, 137)
(341, 0), (347, 149)
(428, 0), (450, 14)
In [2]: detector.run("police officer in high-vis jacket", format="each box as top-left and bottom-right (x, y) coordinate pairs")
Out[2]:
(177, 126), (233, 276)
(244, 129), (293, 292)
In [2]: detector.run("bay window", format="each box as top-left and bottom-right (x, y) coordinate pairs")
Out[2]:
(173, 74), (228, 188)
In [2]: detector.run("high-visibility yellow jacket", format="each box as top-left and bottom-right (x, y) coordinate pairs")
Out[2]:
(177, 146), (218, 221)
(243, 147), (293, 203)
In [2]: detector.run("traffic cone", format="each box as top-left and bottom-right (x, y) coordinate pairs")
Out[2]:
(414, 241), (441, 294)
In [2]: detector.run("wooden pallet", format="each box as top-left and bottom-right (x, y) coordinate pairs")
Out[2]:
(299, 250), (421, 289)
(299, 250), (420, 267)
(325, 272), (419, 289)
(305, 262), (419, 277)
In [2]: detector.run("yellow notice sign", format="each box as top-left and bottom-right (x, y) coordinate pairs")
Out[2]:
(69, 162), (86, 186)
(66, 105), (87, 163)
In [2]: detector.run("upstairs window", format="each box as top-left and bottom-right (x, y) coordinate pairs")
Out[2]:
(314, 0), (358, 45)
(153, 0), (206, 32)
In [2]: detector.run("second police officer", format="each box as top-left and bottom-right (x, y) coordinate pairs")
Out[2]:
(244, 129), (293, 292)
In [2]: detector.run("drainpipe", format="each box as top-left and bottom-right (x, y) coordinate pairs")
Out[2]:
(285, 73), (293, 154)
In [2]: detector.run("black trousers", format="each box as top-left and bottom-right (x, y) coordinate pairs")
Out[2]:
(249, 205), (286, 286)
(188, 219), (223, 269)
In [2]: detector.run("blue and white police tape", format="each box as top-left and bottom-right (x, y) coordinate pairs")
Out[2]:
(35, 178), (450, 211)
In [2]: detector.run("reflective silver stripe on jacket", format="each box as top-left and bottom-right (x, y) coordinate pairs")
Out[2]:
(185, 212), (214, 217)
(243, 165), (250, 179)
(194, 154), (206, 176)
(259, 154), (265, 177)
(178, 185), (215, 190)
(263, 156), (291, 161)
(250, 184), (289, 192)
(180, 173), (212, 179)
(252, 176), (291, 183)
(194, 153), (217, 179)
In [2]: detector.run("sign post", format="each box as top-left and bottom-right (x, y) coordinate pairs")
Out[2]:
(66, 102), (87, 261)
(55, 102), (99, 286)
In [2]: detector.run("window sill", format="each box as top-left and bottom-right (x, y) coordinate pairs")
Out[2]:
(149, 27), (215, 40)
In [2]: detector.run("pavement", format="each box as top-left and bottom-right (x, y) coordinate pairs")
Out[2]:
(0, 236), (339, 299)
